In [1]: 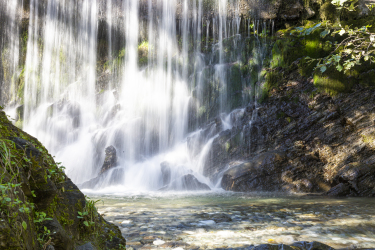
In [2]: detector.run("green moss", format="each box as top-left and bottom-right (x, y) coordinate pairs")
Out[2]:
(313, 66), (356, 95)
(361, 133), (375, 145)
(138, 41), (149, 67)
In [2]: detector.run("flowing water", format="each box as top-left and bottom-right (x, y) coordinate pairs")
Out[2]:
(1, 0), (273, 190)
(88, 191), (375, 249)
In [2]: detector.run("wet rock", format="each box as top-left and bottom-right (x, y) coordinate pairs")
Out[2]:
(159, 174), (211, 191)
(100, 145), (117, 174)
(324, 183), (351, 196)
(221, 151), (286, 192)
(79, 146), (123, 189)
(79, 168), (125, 189)
(15, 105), (24, 121)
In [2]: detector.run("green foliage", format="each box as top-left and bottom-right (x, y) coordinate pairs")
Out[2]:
(77, 197), (102, 233)
(34, 211), (53, 247)
(312, 25), (374, 74)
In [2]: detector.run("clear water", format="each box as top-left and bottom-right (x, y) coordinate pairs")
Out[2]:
(89, 191), (375, 249)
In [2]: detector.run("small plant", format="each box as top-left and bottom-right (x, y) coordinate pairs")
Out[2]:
(77, 197), (102, 231)
(34, 211), (53, 248)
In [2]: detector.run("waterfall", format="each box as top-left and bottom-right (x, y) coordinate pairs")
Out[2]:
(0, 0), (274, 191)
(0, 0), (21, 105)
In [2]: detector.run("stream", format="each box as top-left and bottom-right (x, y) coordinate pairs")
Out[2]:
(86, 191), (375, 249)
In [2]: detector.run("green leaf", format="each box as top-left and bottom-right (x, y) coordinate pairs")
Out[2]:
(320, 66), (327, 73)
(320, 29), (330, 38)
(333, 55), (341, 62)
(339, 29), (346, 36)
(83, 221), (89, 227)
(336, 64), (343, 72)
(22, 221), (27, 230)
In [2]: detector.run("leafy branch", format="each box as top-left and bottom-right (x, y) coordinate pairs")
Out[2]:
(307, 24), (375, 73)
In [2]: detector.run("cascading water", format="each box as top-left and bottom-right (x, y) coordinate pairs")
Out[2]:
(1, 0), (274, 192)
(0, 0), (21, 105)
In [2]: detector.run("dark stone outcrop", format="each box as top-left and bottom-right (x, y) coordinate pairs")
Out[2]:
(160, 174), (211, 191)
(79, 145), (122, 189)
(201, 65), (375, 196)
(221, 151), (286, 192)
(100, 145), (117, 174)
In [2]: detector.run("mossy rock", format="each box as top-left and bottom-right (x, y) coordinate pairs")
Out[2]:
(0, 109), (126, 249)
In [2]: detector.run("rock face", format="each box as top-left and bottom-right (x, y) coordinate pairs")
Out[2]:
(160, 174), (211, 191)
(100, 145), (117, 174)
(201, 66), (375, 196)
(0, 110), (125, 249)
(221, 151), (286, 192)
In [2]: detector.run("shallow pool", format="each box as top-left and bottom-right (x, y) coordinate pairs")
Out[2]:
(85, 190), (375, 249)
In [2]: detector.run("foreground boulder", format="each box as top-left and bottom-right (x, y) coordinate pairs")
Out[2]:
(160, 174), (211, 191)
(0, 109), (125, 249)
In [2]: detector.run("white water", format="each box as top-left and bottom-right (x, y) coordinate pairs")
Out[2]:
(1, 0), (273, 191)
(0, 0), (21, 104)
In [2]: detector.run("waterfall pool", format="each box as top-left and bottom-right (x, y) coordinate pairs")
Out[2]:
(85, 190), (375, 249)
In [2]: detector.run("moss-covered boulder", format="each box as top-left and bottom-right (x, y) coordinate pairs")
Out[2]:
(0, 108), (125, 249)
